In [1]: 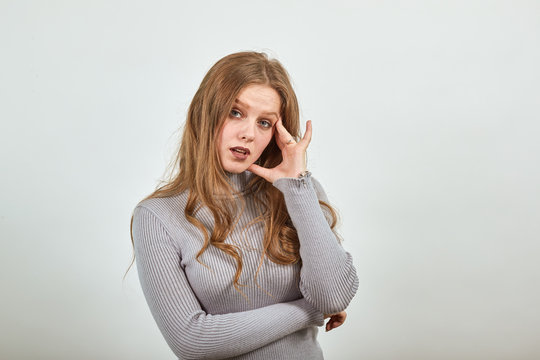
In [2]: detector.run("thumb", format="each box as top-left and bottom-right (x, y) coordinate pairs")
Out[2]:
(248, 163), (274, 183)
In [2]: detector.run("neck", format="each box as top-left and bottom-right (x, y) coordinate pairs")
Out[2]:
(223, 170), (255, 196)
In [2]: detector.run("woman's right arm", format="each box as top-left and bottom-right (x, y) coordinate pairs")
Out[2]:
(132, 206), (324, 360)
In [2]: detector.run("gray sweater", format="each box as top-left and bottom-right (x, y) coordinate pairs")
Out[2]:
(132, 171), (359, 359)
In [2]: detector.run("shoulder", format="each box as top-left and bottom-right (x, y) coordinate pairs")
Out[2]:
(131, 192), (191, 253)
(133, 191), (189, 226)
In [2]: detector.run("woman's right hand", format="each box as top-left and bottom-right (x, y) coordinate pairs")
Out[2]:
(248, 119), (312, 183)
(324, 311), (347, 332)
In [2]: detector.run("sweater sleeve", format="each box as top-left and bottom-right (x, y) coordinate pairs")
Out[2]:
(273, 175), (359, 315)
(132, 205), (324, 360)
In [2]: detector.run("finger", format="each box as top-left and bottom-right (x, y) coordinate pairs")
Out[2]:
(299, 120), (312, 147)
(326, 319), (338, 332)
(333, 312), (346, 325)
(273, 118), (286, 150)
(275, 119), (295, 147)
(247, 163), (274, 183)
(326, 313), (346, 332)
(274, 127), (285, 151)
(331, 318), (344, 328)
(327, 319), (343, 331)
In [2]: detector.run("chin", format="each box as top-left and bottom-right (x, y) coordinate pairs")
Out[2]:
(223, 163), (250, 174)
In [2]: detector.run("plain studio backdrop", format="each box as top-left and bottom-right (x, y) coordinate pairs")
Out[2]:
(1, 1), (539, 359)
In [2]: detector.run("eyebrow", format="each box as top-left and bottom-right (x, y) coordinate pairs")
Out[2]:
(234, 99), (279, 119)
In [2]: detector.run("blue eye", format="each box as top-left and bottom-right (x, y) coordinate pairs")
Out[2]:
(230, 109), (242, 118)
(259, 119), (272, 128)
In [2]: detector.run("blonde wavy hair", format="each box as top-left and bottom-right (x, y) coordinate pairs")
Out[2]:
(126, 51), (338, 293)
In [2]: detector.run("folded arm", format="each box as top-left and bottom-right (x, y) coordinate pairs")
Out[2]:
(132, 206), (324, 360)
(273, 175), (359, 315)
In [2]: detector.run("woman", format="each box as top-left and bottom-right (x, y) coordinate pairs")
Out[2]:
(129, 51), (359, 359)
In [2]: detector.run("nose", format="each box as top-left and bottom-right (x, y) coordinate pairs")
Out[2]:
(239, 118), (256, 142)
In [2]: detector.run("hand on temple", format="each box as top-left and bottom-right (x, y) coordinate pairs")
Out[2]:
(248, 119), (312, 183)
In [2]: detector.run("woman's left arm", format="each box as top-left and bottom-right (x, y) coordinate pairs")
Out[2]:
(249, 119), (359, 314)
(273, 174), (359, 315)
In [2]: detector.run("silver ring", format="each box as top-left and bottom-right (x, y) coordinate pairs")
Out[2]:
(286, 138), (295, 144)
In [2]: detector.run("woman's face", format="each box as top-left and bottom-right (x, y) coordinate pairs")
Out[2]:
(218, 84), (281, 173)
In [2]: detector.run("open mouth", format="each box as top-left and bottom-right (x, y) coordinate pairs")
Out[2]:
(231, 147), (250, 155)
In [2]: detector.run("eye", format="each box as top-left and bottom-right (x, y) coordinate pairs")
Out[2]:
(258, 119), (272, 129)
(230, 109), (242, 118)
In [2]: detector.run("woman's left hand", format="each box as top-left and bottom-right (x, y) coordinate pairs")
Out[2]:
(248, 119), (312, 183)
(324, 311), (347, 332)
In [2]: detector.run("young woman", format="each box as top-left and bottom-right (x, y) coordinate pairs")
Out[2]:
(129, 51), (359, 359)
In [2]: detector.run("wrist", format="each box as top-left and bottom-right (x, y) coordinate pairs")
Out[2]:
(273, 170), (310, 183)
(272, 172), (315, 194)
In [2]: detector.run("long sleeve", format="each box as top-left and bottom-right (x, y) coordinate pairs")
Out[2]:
(132, 205), (324, 360)
(273, 175), (359, 315)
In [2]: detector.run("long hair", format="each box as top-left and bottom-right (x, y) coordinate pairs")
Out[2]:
(126, 52), (338, 293)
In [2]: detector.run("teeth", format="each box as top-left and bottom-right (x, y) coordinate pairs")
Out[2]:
(233, 148), (246, 154)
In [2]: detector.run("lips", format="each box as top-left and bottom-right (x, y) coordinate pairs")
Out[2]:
(230, 146), (250, 160)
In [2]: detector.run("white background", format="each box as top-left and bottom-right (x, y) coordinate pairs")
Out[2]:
(1, 1), (539, 359)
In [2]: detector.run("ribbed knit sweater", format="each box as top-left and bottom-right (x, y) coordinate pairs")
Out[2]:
(132, 171), (359, 359)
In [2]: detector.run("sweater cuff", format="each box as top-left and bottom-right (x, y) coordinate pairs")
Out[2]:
(272, 173), (316, 197)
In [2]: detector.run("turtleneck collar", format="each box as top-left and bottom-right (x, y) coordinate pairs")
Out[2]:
(224, 170), (256, 196)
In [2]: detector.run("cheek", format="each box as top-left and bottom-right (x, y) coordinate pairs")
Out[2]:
(217, 130), (230, 162)
(257, 132), (274, 153)
(218, 122), (233, 148)
(266, 131), (274, 147)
